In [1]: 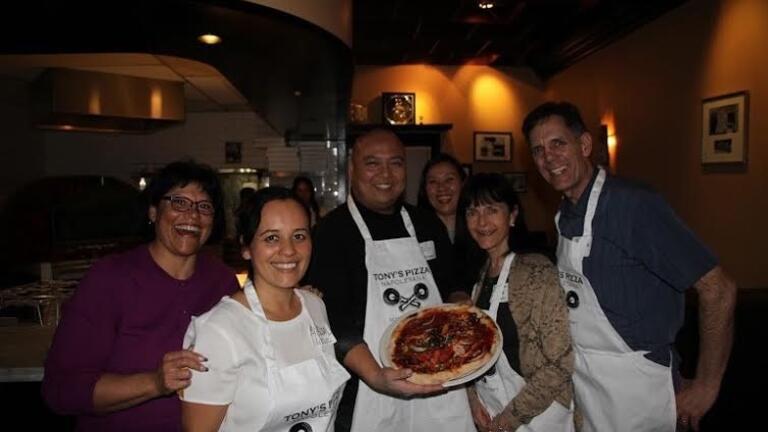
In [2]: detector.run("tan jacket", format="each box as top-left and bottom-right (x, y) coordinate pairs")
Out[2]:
(472, 253), (576, 430)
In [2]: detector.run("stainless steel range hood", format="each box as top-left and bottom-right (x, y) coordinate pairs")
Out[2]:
(31, 68), (185, 133)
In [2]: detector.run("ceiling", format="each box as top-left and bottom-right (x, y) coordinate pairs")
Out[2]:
(0, 53), (249, 113)
(0, 1), (688, 137)
(0, 0), (352, 139)
(352, 0), (689, 78)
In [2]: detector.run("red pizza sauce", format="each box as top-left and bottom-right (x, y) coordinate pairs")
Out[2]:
(391, 309), (496, 374)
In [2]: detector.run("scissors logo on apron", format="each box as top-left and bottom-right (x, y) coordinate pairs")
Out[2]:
(383, 283), (429, 311)
(559, 271), (582, 309)
(566, 290), (580, 308)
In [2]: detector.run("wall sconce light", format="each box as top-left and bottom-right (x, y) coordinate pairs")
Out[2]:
(607, 133), (618, 173)
(599, 124), (618, 173)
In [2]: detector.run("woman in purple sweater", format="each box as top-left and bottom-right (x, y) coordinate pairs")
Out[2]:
(42, 161), (239, 431)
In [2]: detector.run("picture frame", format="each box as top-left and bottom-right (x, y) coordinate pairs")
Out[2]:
(503, 172), (527, 193)
(382, 92), (415, 125)
(225, 141), (242, 163)
(701, 91), (748, 166)
(474, 132), (513, 162)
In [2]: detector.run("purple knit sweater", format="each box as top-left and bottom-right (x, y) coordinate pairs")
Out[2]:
(42, 245), (238, 431)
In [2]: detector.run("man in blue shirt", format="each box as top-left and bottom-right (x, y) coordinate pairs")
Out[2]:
(522, 102), (736, 432)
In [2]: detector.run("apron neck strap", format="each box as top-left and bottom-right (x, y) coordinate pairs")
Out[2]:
(472, 252), (516, 319)
(347, 194), (416, 240)
(243, 280), (267, 318)
(582, 167), (606, 237)
(554, 166), (606, 237)
(244, 280), (328, 363)
(243, 280), (276, 362)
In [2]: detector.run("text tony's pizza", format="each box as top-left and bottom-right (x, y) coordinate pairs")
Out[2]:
(386, 304), (500, 385)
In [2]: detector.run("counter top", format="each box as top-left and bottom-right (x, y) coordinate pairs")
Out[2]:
(0, 324), (55, 382)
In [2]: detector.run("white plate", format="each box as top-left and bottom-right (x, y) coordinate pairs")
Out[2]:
(379, 304), (503, 388)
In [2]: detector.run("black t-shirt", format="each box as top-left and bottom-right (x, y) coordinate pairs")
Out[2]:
(475, 275), (521, 374)
(305, 199), (465, 360)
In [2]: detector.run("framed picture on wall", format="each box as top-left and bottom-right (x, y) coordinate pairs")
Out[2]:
(474, 132), (513, 162)
(382, 92), (415, 125)
(225, 141), (242, 163)
(701, 91), (748, 166)
(503, 172), (527, 193)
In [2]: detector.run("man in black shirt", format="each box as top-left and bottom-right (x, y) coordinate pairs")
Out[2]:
(306, 129), (473, 432)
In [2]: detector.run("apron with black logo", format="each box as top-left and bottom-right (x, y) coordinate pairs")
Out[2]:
(472, 253), (574, 431)
(244, 283), (350, 432)
(556, 167), (676, 431)
(347, 196), (474, 432)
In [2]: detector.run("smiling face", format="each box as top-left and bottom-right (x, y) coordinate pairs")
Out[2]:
(466, 201), (518, 261)
(149, 182), (213, 259)
(243, 199), (311, 292)
(425, 162), (462, 218)
(349, 131), (406, 214)
(528, 115), (594, 203)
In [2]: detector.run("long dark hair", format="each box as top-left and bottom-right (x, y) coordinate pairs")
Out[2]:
(454, 173), (532, 286)
(416, 153), (466, 213)
(291, 176), (321, 219)
(236, 187), (310, 281)
(522, 101), (587, 143)
(144, 160), (225, 242)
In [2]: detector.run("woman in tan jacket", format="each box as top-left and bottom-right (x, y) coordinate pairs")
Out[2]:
(456, 173), (576, 432)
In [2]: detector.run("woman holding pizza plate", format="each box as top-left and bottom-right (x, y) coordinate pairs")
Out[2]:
(455, 173), (577, 432)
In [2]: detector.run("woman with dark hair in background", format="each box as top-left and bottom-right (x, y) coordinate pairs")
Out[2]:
(417, 153), (466, 242)
(456, 173), (576, 432)
(292, 176), (321, 227)
(42, 160), (239, 431)
(180, 187), (349, 431)
(235, 185), (257, 216)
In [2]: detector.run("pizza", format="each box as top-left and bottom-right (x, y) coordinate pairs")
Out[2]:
(386, 304), (500, 385)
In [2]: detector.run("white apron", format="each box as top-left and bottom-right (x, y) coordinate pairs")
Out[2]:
(347, 196), (474, 432)
(556, 167), (676, 432)
(244, 283), (350, 432)
(472, 253), (575, 431)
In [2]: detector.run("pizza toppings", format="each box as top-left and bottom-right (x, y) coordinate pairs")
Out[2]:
(389, 305), (497, 377)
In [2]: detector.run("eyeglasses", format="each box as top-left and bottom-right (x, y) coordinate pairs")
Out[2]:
(161, 195), (215, 215)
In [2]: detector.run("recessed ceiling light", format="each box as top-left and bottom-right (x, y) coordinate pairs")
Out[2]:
(478, 1), (494, 9)
(198, 34), (222, 45)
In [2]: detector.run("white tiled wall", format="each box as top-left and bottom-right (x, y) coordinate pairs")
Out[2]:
(42, 111), (284, 185)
